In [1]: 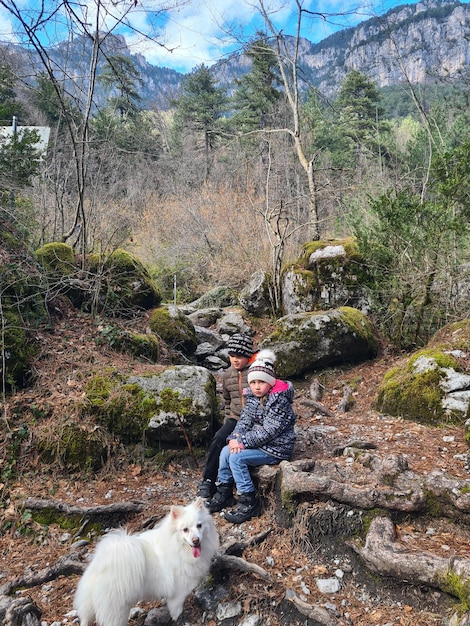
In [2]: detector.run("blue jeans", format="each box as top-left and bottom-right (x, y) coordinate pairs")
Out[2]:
(217, 445), (279, 494)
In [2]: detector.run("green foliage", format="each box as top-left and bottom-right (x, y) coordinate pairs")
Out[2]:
(32, 72), (81, 129)
(335, 69), (390, 162)
(0, 63), (22, 124)
(231, 33), (282, 135)
(98, 54), (143, 118)
(170, 63), (228, 159)
(352, 188), (470, 349)
(0, 128), (42, 193)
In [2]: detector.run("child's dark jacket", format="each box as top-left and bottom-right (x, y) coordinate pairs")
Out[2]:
(234, 380), (296, 460)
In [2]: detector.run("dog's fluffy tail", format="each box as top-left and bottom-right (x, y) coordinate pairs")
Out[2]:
(74, 529), (146, 626)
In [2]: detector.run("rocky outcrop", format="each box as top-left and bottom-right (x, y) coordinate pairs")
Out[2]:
(376, 320), (470, 425)
(259, 306), (379, 379)
(281, 238), (371, 316)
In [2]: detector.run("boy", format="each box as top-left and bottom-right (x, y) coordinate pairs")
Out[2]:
(206, 349), (296, 523)
(196, 333), (256, 499)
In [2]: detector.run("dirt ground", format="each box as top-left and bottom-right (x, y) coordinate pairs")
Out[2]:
(1, 309), (469, 626)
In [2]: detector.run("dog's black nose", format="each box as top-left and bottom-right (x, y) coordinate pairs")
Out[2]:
(192, 538), (201, 547)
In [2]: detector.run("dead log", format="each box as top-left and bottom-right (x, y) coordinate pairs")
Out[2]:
(349, 516), (470, 590)
(0, 553), (85, 596)
(336, 385), (354, 412)
(23, 497), (146, 518)
(309, 378), (324, 401)
(212, 554), (272, 582)
(300, 398), (334, 417)
(285, 589), (340, 625)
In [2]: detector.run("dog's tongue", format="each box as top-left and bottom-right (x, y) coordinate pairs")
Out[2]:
(192, 545), (201, 558)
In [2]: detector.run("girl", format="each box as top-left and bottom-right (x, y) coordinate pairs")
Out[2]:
(206, 349), (296, 524)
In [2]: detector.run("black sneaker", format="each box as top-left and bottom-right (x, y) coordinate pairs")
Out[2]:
(197, 479), (215, 499)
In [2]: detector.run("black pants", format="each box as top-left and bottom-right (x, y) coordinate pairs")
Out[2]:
(202, 418), (237, 483)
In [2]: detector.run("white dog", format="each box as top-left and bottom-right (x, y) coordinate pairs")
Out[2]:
(73, 497), (219, 625)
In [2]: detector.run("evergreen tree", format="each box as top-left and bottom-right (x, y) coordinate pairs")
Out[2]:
(336, 69), (388, 162)
(231, 33), (281, 134)
(170, 64), (227, 180)
(0, 64), (20, 125)
(32, 72), (81, 130)
(98, 54), (143, 119)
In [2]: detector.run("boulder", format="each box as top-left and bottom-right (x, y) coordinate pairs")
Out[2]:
(149, 305), (198, 356)
(216, 310), (253, 337)
(239, 269), (272, 317)
(376, 350), (470, 425)
(376, 320), (470, 426)
(281, 238), (371, 315)
(128, 366), (219, 446)
(259, 306), (379, 378)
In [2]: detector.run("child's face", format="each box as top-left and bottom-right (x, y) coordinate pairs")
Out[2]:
(249, 379), (272, 397)
(229, 354), (250, 370)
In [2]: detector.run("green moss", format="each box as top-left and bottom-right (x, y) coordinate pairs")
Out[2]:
(376, 348), (461, 425)
(280, 487), (297, 516)
(1, 308), (39, 390)
(96, 324), (160, 362)
(300, 237), (360, 264)
(158, 388), (193, 416)
(438, 569), (470, 611)
(36, 419), (109, 472)
(91, 384), (157, 443)
(35, 242), (75, 276)
(85, 371), (122, 408)
(339, 306), (379, 352)
(149, 307), (197, 355)
(85, 248), (161, 315)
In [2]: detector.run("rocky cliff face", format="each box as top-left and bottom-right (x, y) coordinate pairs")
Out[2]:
(298, 0), (470, 94)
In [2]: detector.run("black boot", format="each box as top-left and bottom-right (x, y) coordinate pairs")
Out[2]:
(206, 483), (235, 513)
(224, 492), (259, 524)
(197, 479), (216, 499)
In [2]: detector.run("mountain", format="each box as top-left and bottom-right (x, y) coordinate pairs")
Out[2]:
(293, 0), (470, 96)
(213, 0), (470, 97)
(2, 0), (469, 110)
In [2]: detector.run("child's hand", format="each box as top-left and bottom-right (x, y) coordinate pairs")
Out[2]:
(228, 439), (244, 454)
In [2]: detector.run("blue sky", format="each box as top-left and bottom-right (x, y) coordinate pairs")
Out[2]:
(0, 0), (468, 73)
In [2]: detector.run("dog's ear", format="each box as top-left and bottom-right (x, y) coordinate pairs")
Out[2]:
(194, 496), (205, 509)
(169, 505), (184, 521)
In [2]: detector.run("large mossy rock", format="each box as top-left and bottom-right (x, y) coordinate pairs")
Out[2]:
(1, 220), (47, 390)
(376, 320), (470, 425)
(83, 366), (218, 447)
(149, 306), (197, 356)
(281, 237), (371, 316)
(86, 249), (162, 316)
(128, 366), (219, 446)
(35, 242), (75, 276)
(35, 244), (162, 316)
(259, 306), (379, 379)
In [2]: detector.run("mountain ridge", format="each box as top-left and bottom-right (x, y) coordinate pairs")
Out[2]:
(1, 0), (468, 109)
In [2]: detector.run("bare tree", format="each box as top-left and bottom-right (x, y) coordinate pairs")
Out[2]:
(0, 0), (186, 256)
